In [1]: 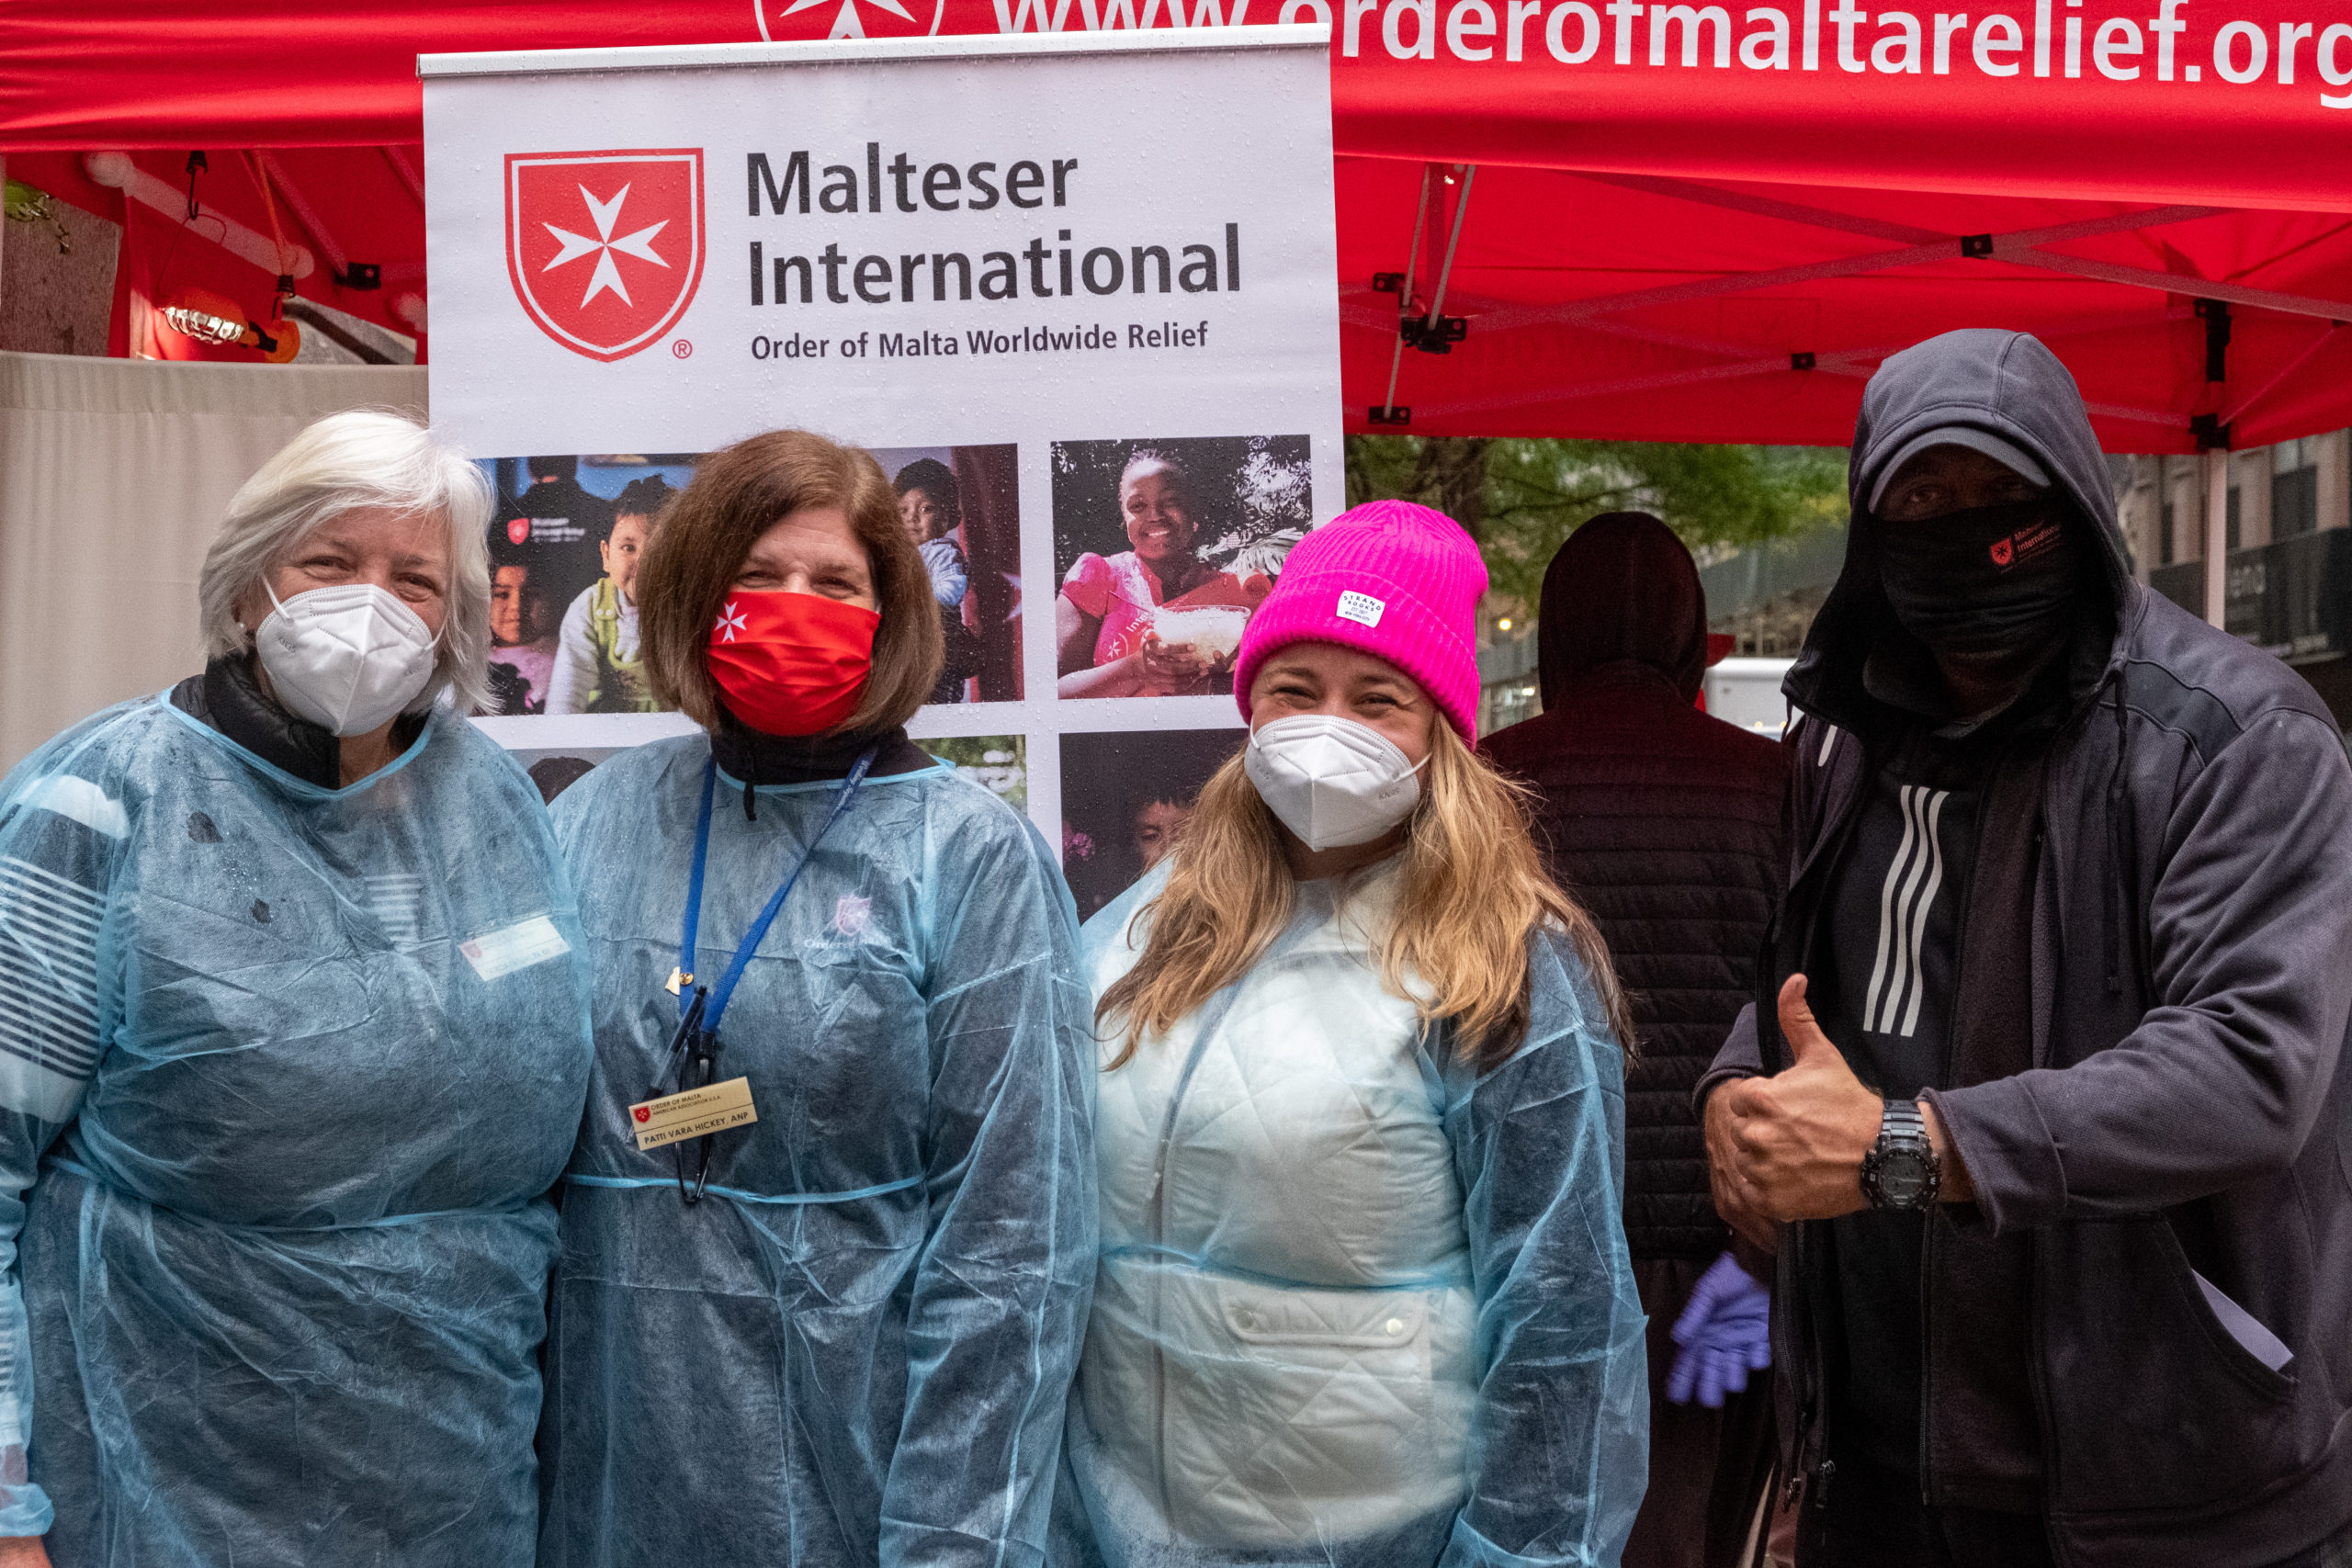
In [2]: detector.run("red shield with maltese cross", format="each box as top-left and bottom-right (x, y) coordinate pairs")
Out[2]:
(506, 150), (705, 363)
(756, 0), (945, 39)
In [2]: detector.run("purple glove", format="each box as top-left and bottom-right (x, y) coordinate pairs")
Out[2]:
(1668, 1249), (1771, 1408)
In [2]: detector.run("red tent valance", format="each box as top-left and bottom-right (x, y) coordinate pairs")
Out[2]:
(6, 0), (2346, 446)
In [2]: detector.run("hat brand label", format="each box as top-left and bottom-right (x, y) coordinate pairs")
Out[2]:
(1335, 591), (1385, 627)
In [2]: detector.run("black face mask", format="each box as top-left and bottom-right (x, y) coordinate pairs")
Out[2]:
(1873, 498), (2082, 669)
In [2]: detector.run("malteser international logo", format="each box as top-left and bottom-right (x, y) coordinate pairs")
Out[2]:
(506, 150), (706, 363)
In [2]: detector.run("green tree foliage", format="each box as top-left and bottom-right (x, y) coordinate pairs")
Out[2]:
(1345, 435), (1849, 611)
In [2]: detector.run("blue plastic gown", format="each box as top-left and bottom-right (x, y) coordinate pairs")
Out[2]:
(1060, 861), (1647, 1568)
(537, 735), (1097, 1568)
(0, 694), (594, 1564)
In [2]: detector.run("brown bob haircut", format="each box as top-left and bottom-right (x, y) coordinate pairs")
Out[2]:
(636, 429), (943, 734)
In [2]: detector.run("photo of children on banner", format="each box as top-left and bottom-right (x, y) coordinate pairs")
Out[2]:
(478, 445), (1021, 715)
(548, 473), (673, 715)
(895, 457), (974, 705)
(485, 533), (561, 714)
(1058, 727), (1245, 919)
(478, 454), (692, 716)
(879, 443), (1021, 704)
(1052, 435), (1311, 699)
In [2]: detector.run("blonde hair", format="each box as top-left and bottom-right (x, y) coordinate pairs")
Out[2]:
(1097, 720), (1632, 1072)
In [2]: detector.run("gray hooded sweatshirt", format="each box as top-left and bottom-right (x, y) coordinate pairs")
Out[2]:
(1702, 330), (2352, 1566)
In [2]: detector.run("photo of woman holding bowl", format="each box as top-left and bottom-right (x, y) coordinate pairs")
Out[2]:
(1052, 437), (1310, 699)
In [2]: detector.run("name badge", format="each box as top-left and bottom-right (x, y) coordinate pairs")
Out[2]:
(627, 1077), (759, 1152)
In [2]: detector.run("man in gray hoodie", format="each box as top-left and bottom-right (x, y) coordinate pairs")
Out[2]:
(1700, 329), (2352, 1567)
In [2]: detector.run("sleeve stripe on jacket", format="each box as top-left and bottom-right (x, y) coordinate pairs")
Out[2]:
(0, 854), (104, 1118)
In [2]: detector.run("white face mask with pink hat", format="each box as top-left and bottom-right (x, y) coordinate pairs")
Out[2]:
(1229, 499), (1488, 851)
(1243, 715), (1428, 852)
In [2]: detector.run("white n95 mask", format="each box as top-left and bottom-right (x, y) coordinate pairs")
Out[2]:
(254, 581), (440, 737)
(1243, 714), (1428, 852)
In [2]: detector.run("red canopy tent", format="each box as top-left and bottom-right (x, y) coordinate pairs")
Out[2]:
(3, 0), (2347, 451)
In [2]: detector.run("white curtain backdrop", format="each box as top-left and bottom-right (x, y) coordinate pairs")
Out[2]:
(0, 351), (428, 772)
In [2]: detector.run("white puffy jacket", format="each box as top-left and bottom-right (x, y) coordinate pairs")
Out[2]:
(1077, 860), (1472, 1551)
(1064, 855), (1649, 1568)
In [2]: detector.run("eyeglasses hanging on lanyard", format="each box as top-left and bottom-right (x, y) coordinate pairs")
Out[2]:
(654, 746), (876, 1206)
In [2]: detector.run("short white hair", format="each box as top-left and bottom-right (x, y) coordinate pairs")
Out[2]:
(198, 409), (494, 715)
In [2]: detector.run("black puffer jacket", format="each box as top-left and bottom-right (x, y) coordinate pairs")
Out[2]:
(1482, 513), (1789, 1261)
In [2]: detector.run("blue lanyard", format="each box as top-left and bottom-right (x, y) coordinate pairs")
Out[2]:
(677, 746), (876, 1032)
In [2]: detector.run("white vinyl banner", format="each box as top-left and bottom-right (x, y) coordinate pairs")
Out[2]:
(422, 28), (1340, 918)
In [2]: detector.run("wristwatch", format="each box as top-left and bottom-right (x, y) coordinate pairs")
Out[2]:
(1860, 1100), (1940, 1211)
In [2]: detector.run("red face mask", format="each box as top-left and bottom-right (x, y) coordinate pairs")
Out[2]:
(706, 591), (879, 737)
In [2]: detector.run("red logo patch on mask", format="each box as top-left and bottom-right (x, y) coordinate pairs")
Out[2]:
(505, 150), (707, 363)
(707, 591), (881, 737)
(1989, 536), (2015, 568)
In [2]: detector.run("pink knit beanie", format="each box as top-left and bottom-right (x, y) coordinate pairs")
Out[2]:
(1233, 499), (1488, 742)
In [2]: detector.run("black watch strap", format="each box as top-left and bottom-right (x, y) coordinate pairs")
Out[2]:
(1860, 1098), (1940, 1211)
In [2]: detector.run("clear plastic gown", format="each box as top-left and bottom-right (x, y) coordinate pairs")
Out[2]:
(537, 736), (1097, 1568)
(1059, 861), (1647, 1568)
(0, 695), (594, 1564)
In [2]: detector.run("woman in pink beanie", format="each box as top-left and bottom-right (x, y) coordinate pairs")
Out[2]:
(1059, 500), (1650, 1568)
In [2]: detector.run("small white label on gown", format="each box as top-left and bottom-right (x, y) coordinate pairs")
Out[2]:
(459, 914), (571, 981)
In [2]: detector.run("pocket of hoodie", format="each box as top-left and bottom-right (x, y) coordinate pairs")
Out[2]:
(2044, 1216), (2301, 1517)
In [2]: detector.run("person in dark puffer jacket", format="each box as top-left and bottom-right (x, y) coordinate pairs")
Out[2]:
(1482, 513), (1788, 1568)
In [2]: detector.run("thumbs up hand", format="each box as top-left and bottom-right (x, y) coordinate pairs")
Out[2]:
(1775, 971), (1844, 1074)
(1704, 975), (1889, 1224)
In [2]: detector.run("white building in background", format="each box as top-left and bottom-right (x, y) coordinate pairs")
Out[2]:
(2113, 432), (2352, 727)
(2115, 434), (2351, 578)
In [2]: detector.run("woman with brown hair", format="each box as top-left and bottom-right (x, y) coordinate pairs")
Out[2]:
(535, 430), (1096, 1568)
(1058, 501), (1649, 1568)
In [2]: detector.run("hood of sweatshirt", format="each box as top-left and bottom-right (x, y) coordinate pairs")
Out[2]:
(1536, 511), (1710, 706)
(1787, 329), (2133, 733)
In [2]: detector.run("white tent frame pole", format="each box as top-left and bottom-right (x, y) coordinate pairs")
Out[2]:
(1991, 247), (2352, 322)
(1420, 164), (1476, 333)
(1375, 163), (1437, 421)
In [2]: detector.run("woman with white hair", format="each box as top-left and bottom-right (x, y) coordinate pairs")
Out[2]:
(0, 410), (593, 1567)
